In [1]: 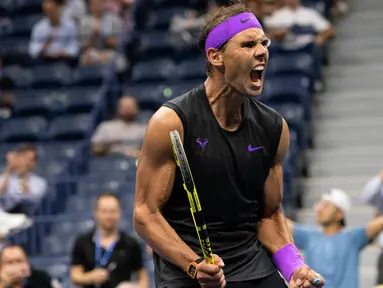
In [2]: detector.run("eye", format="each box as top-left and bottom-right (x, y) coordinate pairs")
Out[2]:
(262, 38), (271, 47)
(242, 41), (255, 48)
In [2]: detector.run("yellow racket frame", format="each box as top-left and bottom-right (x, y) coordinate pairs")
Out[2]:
(169, 130), (214, 264)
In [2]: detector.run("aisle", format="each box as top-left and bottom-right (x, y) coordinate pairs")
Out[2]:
(298, 0), (383, 287)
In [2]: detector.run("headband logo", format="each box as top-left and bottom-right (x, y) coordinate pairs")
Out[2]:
(240, 17), (252, 24)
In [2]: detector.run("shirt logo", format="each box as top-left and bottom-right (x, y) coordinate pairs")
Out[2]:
(196, 138), (208, 148)
(248, 145), (263, 152)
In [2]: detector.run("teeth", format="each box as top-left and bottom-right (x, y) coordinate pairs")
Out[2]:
(253, 66), (264, 71)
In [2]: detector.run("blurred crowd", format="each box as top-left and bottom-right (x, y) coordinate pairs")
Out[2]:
(4, 0), (382, 288)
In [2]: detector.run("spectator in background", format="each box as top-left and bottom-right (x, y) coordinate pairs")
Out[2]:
(28, 0), (80, 67)
(361, 170), (383, 287)
(264, 0), (334, 49)
(0, 70), (15, 120)
(0, 244), (62, 288)
(0, 144), (47, 241)
(286, 188), (383, 288)
(91, 96), (146, 158)
(261, 0), (282, 17)
(170, 9), (207, 44)
(79, 0), (127, 72)
(61, 0), (87, 23)
(70, 193), (149, 288)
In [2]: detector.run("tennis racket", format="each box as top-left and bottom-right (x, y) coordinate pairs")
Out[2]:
(169, 130), (214, 264)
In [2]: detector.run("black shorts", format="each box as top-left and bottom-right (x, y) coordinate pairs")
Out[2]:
(163, 272), (287, 288)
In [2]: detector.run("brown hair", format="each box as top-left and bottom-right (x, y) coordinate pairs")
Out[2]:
(16, 143), (38, 160)
(94, 192), (121, 209)
(198, 1), (251, 76)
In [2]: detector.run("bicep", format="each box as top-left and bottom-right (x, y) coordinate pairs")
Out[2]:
(263, 119), (290, 217)
(134, 107), (182, 216)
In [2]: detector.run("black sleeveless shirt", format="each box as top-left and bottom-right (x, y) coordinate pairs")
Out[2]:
(155, 84), (283, 287)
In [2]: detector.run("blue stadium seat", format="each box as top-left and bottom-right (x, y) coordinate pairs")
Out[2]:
(124, 84), (164, 109)
(0, 38), (29, 56)
(147, 7), (187, 30)
(65, 194), (94, 215)
(52, 218), (94, 239)
(263, 76), (311, 121)
(35, 159), (71, 178)
(266, 53), (315, 80)
(13, 92), (53, 117)
(32, 64), (73, 88)
(88, 156), (137, 180)
(269, 104), (307, 150)
(10, 15), (40, 36)
(131, 59), (176, 83)
(137, 31), (176, 60)
(73, 65), (107, 86)
(37, 141), (86, 162)
(176, 57), (206, 80)
(49, 114), (94, 141)
(43, 233), (77, 256)
(0, 117), (48, 142)
(77, 177), (126, 197)
(51, 88), (103, 114)
(1, 66), (32, 88)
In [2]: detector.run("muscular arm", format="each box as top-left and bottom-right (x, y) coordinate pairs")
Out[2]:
(366, 216), (383, 240)
(257, 119), (293, 254)
(133, 107), (200, 272)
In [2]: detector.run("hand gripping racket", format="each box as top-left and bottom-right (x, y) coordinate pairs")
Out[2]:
(169, 130), (214, 264)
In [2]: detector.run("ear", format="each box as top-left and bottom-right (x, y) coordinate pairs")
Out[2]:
(336, 210), (344, 221)
(206, 48), (224, 69)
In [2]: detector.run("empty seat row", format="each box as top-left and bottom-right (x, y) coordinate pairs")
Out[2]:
(1, 64), (108, 88)
(0, 114), (95, 142)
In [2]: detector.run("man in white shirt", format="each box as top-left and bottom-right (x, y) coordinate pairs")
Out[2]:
(362, 170), (383, 287)
(0, 144), (47, 240)
(264, 0), (334, 49)
(91, 96), (147, 158)
(28, 0), (80, 66)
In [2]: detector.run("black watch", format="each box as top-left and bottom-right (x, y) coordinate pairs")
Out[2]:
(186, 257), (204, 279)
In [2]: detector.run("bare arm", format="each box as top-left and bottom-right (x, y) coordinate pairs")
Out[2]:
(366, 216), (383, 240)
(134, 107), (200, 272)
(316, 26), (335, 46)
(0, 171), (11, 194)
(257, 119), (293, 254)
(70, 266), (95, 285)
(137, 268), (149, 288)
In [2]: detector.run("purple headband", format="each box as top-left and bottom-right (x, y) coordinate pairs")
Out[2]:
(205, 12), (263, 53)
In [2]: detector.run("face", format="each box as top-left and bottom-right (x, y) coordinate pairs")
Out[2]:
(1, 247), (31, 283)
(43, 0), (59, 18)
(211, 28), (269, 96)
(17, 151), (37, 174)
(95, 196), (121, 230)
(285, 0), (300, 7)
(118, 97), (138, 122)
(89, 0), (104, 15)
(315, 200), (343, 226)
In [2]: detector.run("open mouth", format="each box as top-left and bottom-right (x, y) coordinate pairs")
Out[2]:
(250, 65), (265, 87)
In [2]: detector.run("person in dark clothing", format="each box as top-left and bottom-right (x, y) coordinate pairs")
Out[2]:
(70, 193), (149, 288)
(134, 2), (325, 288)
(0, 245), (61, 288)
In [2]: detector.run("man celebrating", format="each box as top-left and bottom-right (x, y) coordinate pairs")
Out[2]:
(287, 188), (383, 288)
(134, 2), (324, 288)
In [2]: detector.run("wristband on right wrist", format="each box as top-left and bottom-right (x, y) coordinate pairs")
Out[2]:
(272, 244), (305, 282)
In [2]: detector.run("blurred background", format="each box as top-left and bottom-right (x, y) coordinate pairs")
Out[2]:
(0, 0), (382, 287)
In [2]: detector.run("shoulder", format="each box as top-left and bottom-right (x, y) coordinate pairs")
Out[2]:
(74, 230), (94, 245)
(97, 120), (119, 129)
(299, 6), (320, 16)
(247, 98), (283, 130)
(62, 17), (77, 29)
(31, 173), (47, 185)
(33, 18), (48, 30)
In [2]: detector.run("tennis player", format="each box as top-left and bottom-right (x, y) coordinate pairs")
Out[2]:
(134, 2), (324, 288)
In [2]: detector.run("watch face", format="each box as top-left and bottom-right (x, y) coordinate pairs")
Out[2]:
(189, 265), (197, 278)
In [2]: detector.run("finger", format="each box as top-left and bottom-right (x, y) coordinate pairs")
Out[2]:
(213, 254), (225, 268)
(306, 270), (325, 286)
(198, 270), (223, 283)
(296, 266), (310, 286)
(302, 279), (312, 288)
(197, 263), (221, 275)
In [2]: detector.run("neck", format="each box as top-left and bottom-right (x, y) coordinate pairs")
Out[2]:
(287, 4), (299, 10)
(205, 77), (245, 131)
(98, 227), (118, 238)
(322, 223), (342, 235)
(49, 16), (60, 26)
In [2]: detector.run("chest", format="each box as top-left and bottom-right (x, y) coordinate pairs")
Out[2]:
(185, 117), (271, 192)
(282, 9), (316, 26)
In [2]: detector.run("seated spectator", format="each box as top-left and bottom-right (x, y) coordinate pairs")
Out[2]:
(79, 0), (127, 72)
(0, 244), (62, 288)
(91, 96), (146, 158)
(170, 9), (207, 44)
(0, 144), (47, 239)
(264, 0), (335, 49)
(70, 193), (149, 288)
(28, 0), (80, 67)
(104, 0), (135, 32)
(61, 0), (87, 23)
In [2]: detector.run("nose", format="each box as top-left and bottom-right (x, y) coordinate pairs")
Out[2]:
(254, 44), (267, 61)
